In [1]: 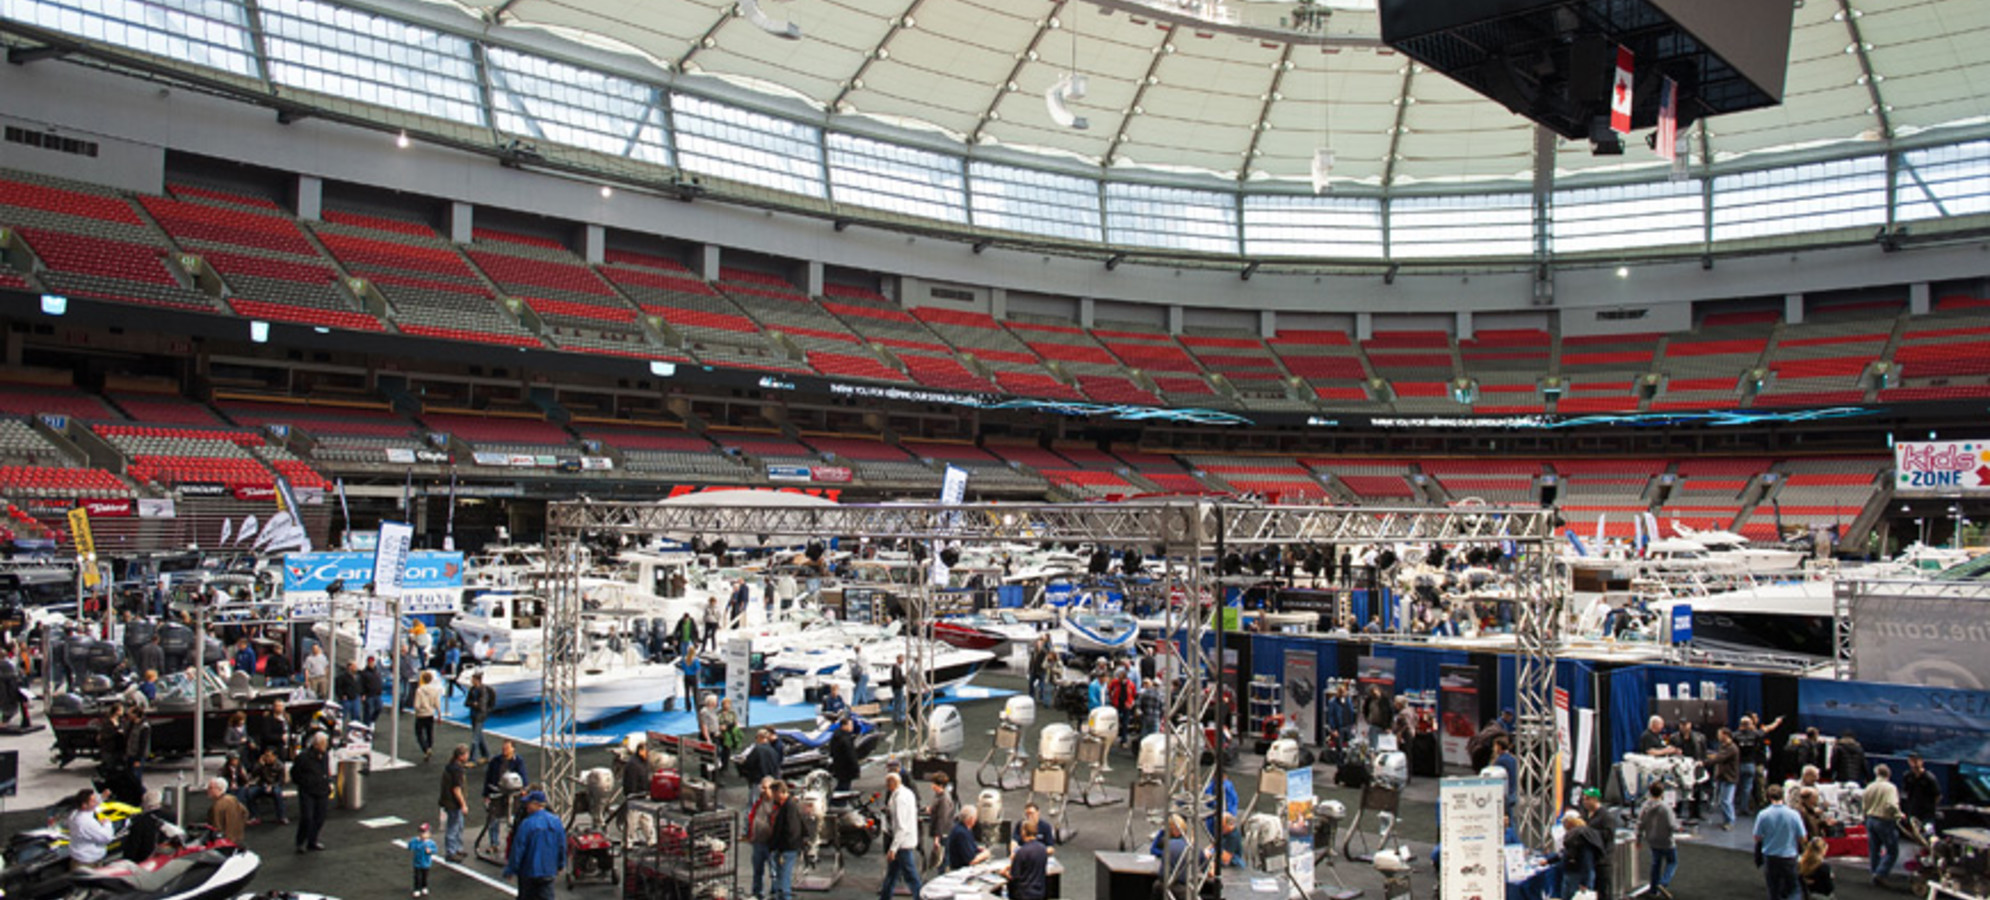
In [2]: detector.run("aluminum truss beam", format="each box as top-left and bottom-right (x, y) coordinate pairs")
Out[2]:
(544, 499), (1560, 859)
(534, 539), (584, 813)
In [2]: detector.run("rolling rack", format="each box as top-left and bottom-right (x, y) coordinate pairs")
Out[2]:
(1249, 676), (1283, 751)
(623, 802), (738, 900)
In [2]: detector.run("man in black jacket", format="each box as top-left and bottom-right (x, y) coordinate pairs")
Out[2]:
(358, 656), (385, 726)
(768, 780), (806, 900)
(121, 790), (173, 862)
(742, 728), (784, 785)
(292, 732), (332, 853)
(829, 717), (861, 792)
(258, 700), (294, 760)
(465, 672), (497, 763)
(1901, 753), (1942, 836)
(335, 662), (363, 725)
(888, 656), (907, 724)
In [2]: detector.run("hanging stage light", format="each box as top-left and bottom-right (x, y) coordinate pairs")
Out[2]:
(1045, 73), (1090, 130)
(739, 0), (803, 39)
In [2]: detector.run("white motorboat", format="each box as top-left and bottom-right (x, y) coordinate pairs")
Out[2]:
(472, 642), (673, 723)
(764, 638), (995, 697)
(1672, 525), (1808, 573)
(450, 591), (546, 662)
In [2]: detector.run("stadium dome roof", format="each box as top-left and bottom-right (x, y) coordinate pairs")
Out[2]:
(425, 0), (1990, 188)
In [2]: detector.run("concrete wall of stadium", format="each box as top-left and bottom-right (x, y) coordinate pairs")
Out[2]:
(4, 59), (1989, 336)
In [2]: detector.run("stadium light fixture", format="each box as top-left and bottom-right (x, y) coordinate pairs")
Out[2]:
(250, 320), (270, 344)
(600, 185), (614, 199)
(1046, 73), (1090, 130)
(1615, 265), (1629, 278)
(39, 294), (66, 316)
(740, 0), (803, 40)
(396, 130), (410, 149)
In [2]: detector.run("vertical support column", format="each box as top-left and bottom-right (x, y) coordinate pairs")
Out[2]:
(1456, 310), (1475, 342)
(1909, 282), (1931, 316)
(446, 201), (474, 245)
(1785, 293), (1805, 326)
(1355, 312), (1374, 343)
(990, 287), (1008, 320)
(1513, 547), (1563, 849)
(293, 175), (323, 221)
(699, 245), (723, 283)
(805, 261), (825, 297)
(1531, 125), (1556, 307)
(1259, 310), (1276, 341)
(1166, 305), (1183, 336)
(541, 532), (582, 815)
(1078, 298), (1096, 329)
(581, 225), (605, 266)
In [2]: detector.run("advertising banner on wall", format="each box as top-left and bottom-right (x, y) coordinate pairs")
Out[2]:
(1850, 587), (1990, 690)
(1440, 664), (1480, 768)
(1893, 440), (1990, 494)
(1285, 650), (1317, 745)
(1440, 776), (1507, 900)
(1800, 680), (1990, 764)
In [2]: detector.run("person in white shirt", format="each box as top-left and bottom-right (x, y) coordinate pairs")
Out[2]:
(473, 636), (494, 663)
(303, 645), (330, 700)
(878, 772), (922, 900)
(66, 789), (116, 867)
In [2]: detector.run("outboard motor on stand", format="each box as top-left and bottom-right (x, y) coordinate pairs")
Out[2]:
(1029, 723), (1078, 841)
(1073, 706), (1119, 807)
(1119, 731), (1179, 850)
(978, 696), (1034, 789)
(976, 788), (1005, 847)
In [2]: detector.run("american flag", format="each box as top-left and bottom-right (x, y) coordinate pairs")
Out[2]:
(1656, 76), (1679, 161)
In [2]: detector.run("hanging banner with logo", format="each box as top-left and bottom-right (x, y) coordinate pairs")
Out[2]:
(1285, 649), (1317, 745)
(1848, 587), (1990, 690)
(767, 465), (811, 482)
(1655, 75), (1679, 161)
(1554, 687), (1574, 773)
(1893, 440), (1990, 494)
(941, 465), (969, 504)
(136, 498), (176, 519)
(67, 507), (98, 588)
(1799, 680), (1990, 764)
(725, 636), (754, 726)
(1440, 777), (1507, 900)
(1440, 664), (1481, 768)
(372, 520), (414, 599)
(810, 466), (853, 484)
(282, 548), (462, 616)
(1286, 765), (1316, 896)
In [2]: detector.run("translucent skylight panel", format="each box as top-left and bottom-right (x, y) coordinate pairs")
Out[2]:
(259, 0), (483, 126)
(1, 0), (257, 76)
(1105, 183), (1238, 255)
(670, 94), (824, 198)
(826, 133), (966, 223)
(486, 45), (665, 163)
(968, 161), (1103, 243)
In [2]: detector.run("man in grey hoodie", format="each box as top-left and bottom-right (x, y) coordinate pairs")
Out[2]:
(1638, 781), (1679, 900)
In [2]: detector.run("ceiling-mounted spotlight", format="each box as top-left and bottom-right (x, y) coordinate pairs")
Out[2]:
(971, 240), (991, 254)
(396, 130), (410, 149)
(1104, 253), (1124, 271)
(739, 0), (802, 39)
(1046, 72), (1090, 130)
(1240, 261), (1260, 281)
(1310, 147), (1335, 194)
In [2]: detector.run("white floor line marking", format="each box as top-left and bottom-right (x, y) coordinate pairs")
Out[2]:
(392, 838), (518, 897)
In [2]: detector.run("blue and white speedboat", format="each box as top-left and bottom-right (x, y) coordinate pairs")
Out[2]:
(1061, 610), (1140, 655)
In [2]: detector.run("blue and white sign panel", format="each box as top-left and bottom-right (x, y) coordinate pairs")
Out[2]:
(282, 550), (465, 616)
(1666, 604), (1693, 644)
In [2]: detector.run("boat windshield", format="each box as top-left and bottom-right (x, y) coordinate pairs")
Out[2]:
(1931, 551), (1990, 582)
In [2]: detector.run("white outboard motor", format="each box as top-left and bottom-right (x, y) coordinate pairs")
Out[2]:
(1084, 706), (1120, 745)
(1241, 812), (1287, 871)
(1371, 750), (1409, 791)
(927, 704), (965, 757)
(1266, 737), (1303, 770)
(1001, 695), (1036, 728)
(1138, 733), (1171, 776)
(978, 788), (1004, 830)
(1038, 723), (1078, 765)
(577, 767), (616, 831)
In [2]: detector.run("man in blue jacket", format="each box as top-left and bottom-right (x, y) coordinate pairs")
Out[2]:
(503, 790), (566, 900)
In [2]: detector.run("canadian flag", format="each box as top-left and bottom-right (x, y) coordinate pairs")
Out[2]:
(1610, 45), (1634, 134)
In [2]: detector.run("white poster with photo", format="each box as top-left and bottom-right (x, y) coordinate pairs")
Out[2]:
(724, 637), (753, 727)
(1440, 777), (1507, 900)
(1286, 766), (1315, 897)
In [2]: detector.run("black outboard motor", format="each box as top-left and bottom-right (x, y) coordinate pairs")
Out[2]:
(81, 641), (121, 681)
(0, 658), (23, 723)
(122, 620), (157, 659)
(157, 623), (195, 671)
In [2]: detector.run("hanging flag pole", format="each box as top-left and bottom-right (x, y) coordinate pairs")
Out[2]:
(443, 470), (458, 552)
(335, 477), (352, 549)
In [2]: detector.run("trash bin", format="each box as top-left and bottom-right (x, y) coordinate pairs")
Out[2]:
(337, 758), (364, 810)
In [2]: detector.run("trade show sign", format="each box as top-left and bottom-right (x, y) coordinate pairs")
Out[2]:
(1439, 664), (1479, 768)
(1286, 765), (1315, 896)
(1893, 440), (1990, 494)
(1848, 588), (1990, 691)
(282, 549), (464, 615)
(1801, 680), (1990, 765)
(1439, 776), (1506, 900)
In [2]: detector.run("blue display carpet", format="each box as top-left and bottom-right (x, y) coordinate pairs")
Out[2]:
(437, 684), (1014, 746)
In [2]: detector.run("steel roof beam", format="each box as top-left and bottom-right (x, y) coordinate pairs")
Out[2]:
(831, 0), (925, 113)
(1102, 22), (1179, 167)
(969, 2), (1063, 146)
(1235, 43), (1294, 181)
